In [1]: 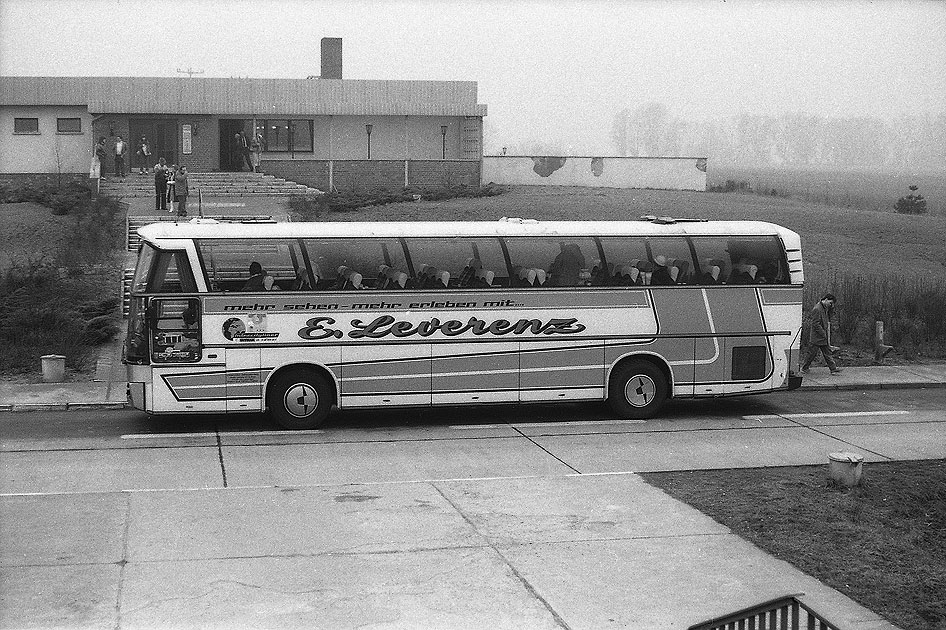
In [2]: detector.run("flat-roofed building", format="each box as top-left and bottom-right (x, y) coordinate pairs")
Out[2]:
(0, 39), (486, 191)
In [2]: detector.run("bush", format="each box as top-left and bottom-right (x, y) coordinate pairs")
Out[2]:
(288, 184), (505, 221)
(894, 185), (928, 215)
(708, 179), (753, 193)
(805, 271), (946, 359)
(0, 257), (121, 377)
(0, 181), (92, 212)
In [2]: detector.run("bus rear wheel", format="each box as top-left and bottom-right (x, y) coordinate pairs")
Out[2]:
(608, 360), (668, 419)
(267, 369), (333, 429)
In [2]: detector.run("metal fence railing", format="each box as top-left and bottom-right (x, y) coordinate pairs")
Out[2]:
(687, 594), (840, 630)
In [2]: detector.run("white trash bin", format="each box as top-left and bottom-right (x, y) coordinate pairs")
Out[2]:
(41, 354), (66, 383)
(828, 451), (864, 487)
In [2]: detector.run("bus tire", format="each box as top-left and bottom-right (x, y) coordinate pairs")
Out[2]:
(608, 360), (668, 419)
(267, 369), (333, 430)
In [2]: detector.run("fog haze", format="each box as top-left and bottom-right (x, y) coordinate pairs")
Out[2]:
(2, 0), (944, 160)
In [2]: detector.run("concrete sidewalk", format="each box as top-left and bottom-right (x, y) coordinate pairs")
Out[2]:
(2, 345), (945, 412)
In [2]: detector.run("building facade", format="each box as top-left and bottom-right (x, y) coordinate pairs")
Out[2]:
(0, 57), (487, 191)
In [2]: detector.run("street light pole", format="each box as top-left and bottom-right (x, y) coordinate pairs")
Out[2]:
(366, 124), (373, 159)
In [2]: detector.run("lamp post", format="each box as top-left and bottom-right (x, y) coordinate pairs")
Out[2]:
(440, 125), (448, 160)
(365, 123), (373, 159)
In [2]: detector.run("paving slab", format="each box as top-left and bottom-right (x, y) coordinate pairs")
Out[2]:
(221, 436), (573, 487)
(499, 534), (898, 630)
(119, 550), (561, 630)
(0, 564), (120, 630)
(801, 365), (941, 390)
(433, 473), (729, 546)
(0, 493), (127, 566)
(0, 446), (223, 494)
(530, 425), (886, 473)
(125, 484), (485, 562)
(816, 420), (946, 460)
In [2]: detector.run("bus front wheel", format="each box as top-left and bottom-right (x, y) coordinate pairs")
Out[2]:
(608, 360), (668, 419)
(267, 369), (333, 429)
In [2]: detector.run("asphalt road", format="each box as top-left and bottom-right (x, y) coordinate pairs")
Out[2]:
(2, 389), (943, 629)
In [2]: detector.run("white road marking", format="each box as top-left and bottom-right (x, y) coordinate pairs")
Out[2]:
(743, 410), (910, 421)
(450, 419), (646, 430)
(121, 429), (324, 439)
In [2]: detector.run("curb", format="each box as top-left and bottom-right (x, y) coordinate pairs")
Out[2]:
(1, 402), (128, 413)
(800, 382), (946, 392)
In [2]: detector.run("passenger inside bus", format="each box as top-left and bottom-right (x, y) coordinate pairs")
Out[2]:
(242, 261), (274, 291)
(729, 258), (758, 284)
(548, 243), (585, 286)
(651, 255), (675, 285)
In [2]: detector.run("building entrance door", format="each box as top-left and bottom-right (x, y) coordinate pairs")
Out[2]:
(219, 119), (253, 172)
(130, 119), (178, 168)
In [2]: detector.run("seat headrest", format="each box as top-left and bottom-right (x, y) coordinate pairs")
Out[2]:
(475, 268), (494, 286)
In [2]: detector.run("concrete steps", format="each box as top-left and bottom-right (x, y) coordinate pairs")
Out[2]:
(100, 172), (322, 197)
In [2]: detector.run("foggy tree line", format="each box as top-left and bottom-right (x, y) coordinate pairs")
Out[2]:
(611, 102), (946, 168)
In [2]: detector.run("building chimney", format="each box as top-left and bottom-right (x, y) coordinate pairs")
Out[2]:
(321, 38), (342, 79)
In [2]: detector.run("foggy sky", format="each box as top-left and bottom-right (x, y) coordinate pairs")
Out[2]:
(2, 0), (944, 154)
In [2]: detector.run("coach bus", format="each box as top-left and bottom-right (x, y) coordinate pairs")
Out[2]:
(123, 217), (805, 428)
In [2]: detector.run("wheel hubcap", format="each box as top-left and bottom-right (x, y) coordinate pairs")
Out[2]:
(625, 374), (656, 408)
(284, 383), (319, 418)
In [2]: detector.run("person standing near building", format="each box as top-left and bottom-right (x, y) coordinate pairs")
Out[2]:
(93, 137), (107, 179)
(250, 130), (263, 173)
(114, 135), (127, 178)
(137, 136), (151, 174)
(153, 157), (168, 212)
(173, 165), (189, 217)
(802, 293), (842, 374)
(233, 132), (252, 172)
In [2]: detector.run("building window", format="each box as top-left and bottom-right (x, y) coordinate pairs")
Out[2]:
(260, 119), (313, 152)
(57, 118), (82, 133)
(14, 118), (39, 134)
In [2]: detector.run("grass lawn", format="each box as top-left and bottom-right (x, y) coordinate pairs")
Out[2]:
(641, 461), (946, 630)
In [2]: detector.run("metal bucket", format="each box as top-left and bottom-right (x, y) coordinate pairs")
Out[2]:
(828, 451), (864, 487)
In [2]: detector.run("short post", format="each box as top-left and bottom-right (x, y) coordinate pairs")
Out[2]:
(874, 321), (894, 364)
(41, 354), (66, 383)
(828, 451), (864, 487)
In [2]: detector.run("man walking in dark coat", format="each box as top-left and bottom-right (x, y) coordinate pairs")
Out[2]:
(802, 293), (842, 374)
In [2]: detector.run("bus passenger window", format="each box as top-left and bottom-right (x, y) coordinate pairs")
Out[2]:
(402, 237), (507, 289)
(505, 237), (597, 289)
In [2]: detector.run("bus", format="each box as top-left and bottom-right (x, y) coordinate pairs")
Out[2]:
(123, 216), (805, 428)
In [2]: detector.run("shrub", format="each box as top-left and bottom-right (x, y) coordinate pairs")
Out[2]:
(708, 179), (752, 193)
(0, 181), (92, 211)
(288, 184), (504, 221)
(805, 271), (946, 359)
(894, 185), (928, 215)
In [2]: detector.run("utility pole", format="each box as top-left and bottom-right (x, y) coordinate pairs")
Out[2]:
(176, 67), (205, 78)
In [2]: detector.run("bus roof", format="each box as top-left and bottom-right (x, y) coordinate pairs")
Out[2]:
(138, 218), (801, 247)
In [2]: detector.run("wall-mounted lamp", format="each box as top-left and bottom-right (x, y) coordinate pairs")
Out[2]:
(192, 122), (199, 136)
(109, 122), (115, 137)
(365, 123), (373, 159)
(440, 125), (448, 160)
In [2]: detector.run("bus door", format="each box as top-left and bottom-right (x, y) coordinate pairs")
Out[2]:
(148, 297), (225, 413)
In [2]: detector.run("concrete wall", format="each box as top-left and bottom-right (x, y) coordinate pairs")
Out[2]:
(262, 115), (468, 161)
(0, 106), (93, 174)
(264, 159), (480, 192)
(481, 156), (708, 191)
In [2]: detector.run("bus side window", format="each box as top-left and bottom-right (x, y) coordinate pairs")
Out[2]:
(505, 237), (597, 288)
(148, 250), (196, 293)
(402, 237), (506, 289)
